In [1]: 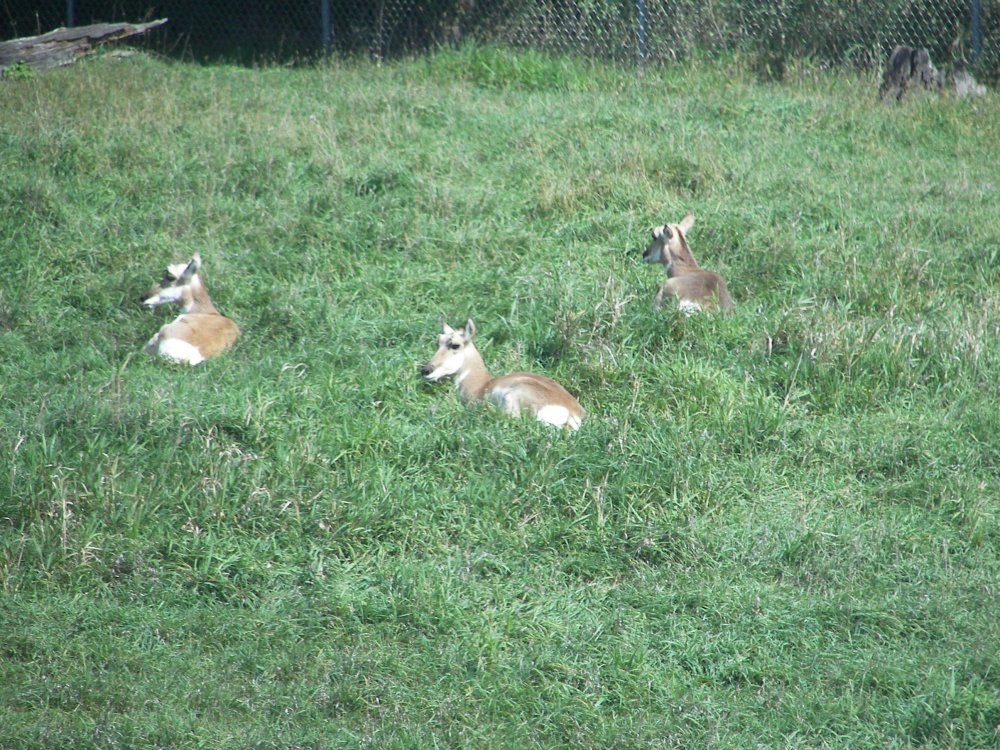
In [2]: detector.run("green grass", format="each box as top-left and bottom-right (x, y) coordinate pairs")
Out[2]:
(1, 47), (998, 748)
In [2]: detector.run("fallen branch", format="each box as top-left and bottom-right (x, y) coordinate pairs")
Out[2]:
(0, 19), (168, 74)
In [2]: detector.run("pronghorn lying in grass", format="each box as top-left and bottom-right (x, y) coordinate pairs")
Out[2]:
(421, 318), (585, 431)
(141, 254), (240, 365)
(643, 213), (734, 314)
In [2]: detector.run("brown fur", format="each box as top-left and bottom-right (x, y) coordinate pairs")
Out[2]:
(147, 313), (240, 359)
(643, 213), (734, 313)
(421, 318), (584, 430)
(142, 254), (240, 364)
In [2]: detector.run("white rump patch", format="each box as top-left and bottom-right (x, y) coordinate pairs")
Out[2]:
(486, 388), (581, 430)
(535, 404), (573, 429)
(678, 300), (703, 316)
(156, 338), (205, 365)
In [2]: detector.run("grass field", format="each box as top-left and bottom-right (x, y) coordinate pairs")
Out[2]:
(1, 47), (998, 748)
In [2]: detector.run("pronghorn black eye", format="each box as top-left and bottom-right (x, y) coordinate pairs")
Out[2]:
(449, 342), (461, 350)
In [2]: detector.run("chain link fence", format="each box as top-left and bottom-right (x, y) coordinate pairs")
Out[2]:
(4, 2), (998, 82)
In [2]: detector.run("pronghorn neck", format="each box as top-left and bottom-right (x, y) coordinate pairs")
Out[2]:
(181, 277), (220, 315)
(666, 233), (702, 277)
(666, 257), (701, 277)
(455, 346), (493, 403)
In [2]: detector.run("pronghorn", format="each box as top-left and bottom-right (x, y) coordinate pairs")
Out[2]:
(420, 318), (585, 431)
(643, 213), (734, 314)
(141, 254), (240, 365)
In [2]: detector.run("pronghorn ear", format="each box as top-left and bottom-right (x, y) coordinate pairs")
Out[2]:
(180, 255), (201, 281)
(678, 213), (695, 235)
(651, 226), (662, 239)
(440, 316), (454, 334)
(464, 319), (476, 339)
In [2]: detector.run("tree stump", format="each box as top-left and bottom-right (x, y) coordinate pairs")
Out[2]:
(879, 45), (945, 102)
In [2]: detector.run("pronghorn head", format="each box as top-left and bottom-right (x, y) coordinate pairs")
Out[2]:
(420, 317), (477, 382)
(142, 254), (204, 313)
(643, 213), (696, 270)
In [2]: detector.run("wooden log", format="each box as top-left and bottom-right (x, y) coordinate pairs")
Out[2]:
(0, 19), (168, 74)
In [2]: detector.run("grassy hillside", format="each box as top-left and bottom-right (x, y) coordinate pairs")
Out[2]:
(1, 48), (998, 748)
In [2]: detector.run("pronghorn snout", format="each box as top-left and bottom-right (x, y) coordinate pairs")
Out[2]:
(420, 363), (434, 378)
(643, 228), (667, 264)
(140, 287), (160, 306)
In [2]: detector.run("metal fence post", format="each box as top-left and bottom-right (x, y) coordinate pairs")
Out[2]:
(67, 0), (75, 27)
(321, 0), (331, 58)
(637, 0), (648, 61)
(971, 0), (982, 63)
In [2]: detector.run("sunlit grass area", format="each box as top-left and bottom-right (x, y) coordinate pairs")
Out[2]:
(1, 48), (998, 748)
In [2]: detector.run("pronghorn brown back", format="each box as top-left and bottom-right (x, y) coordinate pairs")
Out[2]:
(420, 318), (584, 430)
(141, 254), (240, 365)
(642, 212), (734, 314)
